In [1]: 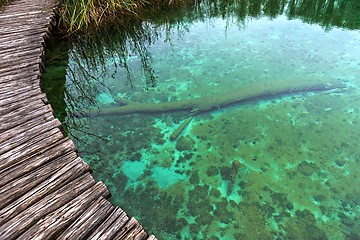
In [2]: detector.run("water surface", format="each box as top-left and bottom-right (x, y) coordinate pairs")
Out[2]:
(43, 1), (360, 239)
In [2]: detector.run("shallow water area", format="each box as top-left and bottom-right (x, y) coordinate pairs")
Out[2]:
(43, 1), (360, 239)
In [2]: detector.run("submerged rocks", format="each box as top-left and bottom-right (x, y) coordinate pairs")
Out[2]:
(297, 161), (319, 176)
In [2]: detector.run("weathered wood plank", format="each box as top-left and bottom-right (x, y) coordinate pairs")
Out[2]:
(0, 36), (45, 52)
(0, 137), (76, 187)
(131, 229), (149, 240)
(113, 217), (145, 240)
(0, 10), (51, 19)
(0, 172), (95, 240)
(0, 86), (41, 102)
(0, 118), (61, 155)
(1, 52), (42, 69)
(0, 45), (43, 61)
(0, 16), (51, 26)
(0, 29), (50, 46)
(0, 75), (38, 91)
(0, 46), (43, 61)
(18, 181), (110, 240)
(0, 56), (42, 74)
(0, 64), (40, 83)
(0, 128), (64, 171)
(0, 25), (48, 36)
(0, 111), (53, 144)
(0, 93), (46, 115)
(0, 151), (77, 209)
(57, 197), (114, 240)
(0, 103), (52, 132)
(87, 207), (128, 240)
(146, 234), (158, 240)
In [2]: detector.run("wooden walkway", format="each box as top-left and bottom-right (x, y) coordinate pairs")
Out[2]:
(0, 0), (156, 239)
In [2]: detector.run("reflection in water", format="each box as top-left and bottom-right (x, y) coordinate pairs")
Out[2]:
(48, 0), (360, 120)
(43, 1), (360, 239)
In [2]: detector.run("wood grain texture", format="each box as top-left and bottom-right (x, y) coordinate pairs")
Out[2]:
(57, 197), (114, 240)
(0, 0), (155, 238)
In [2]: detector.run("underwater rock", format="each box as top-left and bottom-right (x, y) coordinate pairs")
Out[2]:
(175, 135), (195, 151)
(284, 209), (327, 240)
(188, 185), (212, 217)
(227, 160), (242, 195)
(206, 166), (219, 176)
(313, 194), (327, 202)
(297, 161), (319, 176)
(270, 192), (293, 210)
(190, 171), (199, 185)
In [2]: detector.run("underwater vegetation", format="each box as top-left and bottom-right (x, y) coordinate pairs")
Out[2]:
(42, 0), (360, 239)
(71, 90), (360, 239)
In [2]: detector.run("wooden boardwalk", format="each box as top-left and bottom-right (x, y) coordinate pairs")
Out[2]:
(0, 0), (156, 239)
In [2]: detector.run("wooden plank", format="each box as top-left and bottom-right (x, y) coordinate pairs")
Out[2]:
(0, 25), (48, 35)
(1, 51), (42, 69)
(0, 93), (46, 115)
(0, 151), (77, 209)
(0, 86), (41, 102)
(0, 111), (53, 144)
(0, 29), (50, 45)
(0, 64), (42, 80)
(0, 36), (44, 50)
(0, 75), (41, 90)
(0, 36), (44, 52)
(18, 181), (110, 240)
(0, 56), (42, 74)
(0, 103), (52, 132)
(0, 137), (76, 187)
(0, 10), (51, 19)
(0, 17), (52, 28)
(0, 46), (43, 60)
(0, 118), (61, 155)
(0, 128), (64, 171)
(0, 75), (38, 91)
(128, 229), (148, 240)
(0, 64), (40, 83)
(113, 217), (145, 240)
(0, 156), (88, 221)
(57, 197), (114, 240)
(87, 207), (128, 240)
(0, 45), (43, 62)
(146, 235), (158, 240)
(0, 172), (95, 240)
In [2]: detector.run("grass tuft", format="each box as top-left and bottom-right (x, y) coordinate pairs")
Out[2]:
(56, 0), (180, 33)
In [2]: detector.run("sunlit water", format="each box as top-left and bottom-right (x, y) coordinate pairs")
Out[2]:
(44, 2), (360, 239)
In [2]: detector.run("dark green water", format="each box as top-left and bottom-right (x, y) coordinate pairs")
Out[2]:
(43, 0), (360, 239)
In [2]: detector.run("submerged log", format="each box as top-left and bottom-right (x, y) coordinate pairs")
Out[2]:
(82, 79), (345, 117)
(170, 116), (193, 141)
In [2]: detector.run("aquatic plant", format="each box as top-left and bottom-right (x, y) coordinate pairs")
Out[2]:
(55, 0), (360, 33)
(56, 0), (185, 32)
(56, 0), (143, 32)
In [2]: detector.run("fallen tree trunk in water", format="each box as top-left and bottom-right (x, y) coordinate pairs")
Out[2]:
(81, 79), (346, 117)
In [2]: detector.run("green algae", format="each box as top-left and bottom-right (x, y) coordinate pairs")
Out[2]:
(42, 1), (360, 239)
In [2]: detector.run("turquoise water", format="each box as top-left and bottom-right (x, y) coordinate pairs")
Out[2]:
(44, 1), (360, 239)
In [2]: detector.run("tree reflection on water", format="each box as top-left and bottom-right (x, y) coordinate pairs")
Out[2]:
(43, 0), (360, 129)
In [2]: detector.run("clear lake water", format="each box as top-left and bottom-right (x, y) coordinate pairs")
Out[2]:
(43, 1), (360, 239)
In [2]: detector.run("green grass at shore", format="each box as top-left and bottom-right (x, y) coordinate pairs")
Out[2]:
(56, 0), (183, 32)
